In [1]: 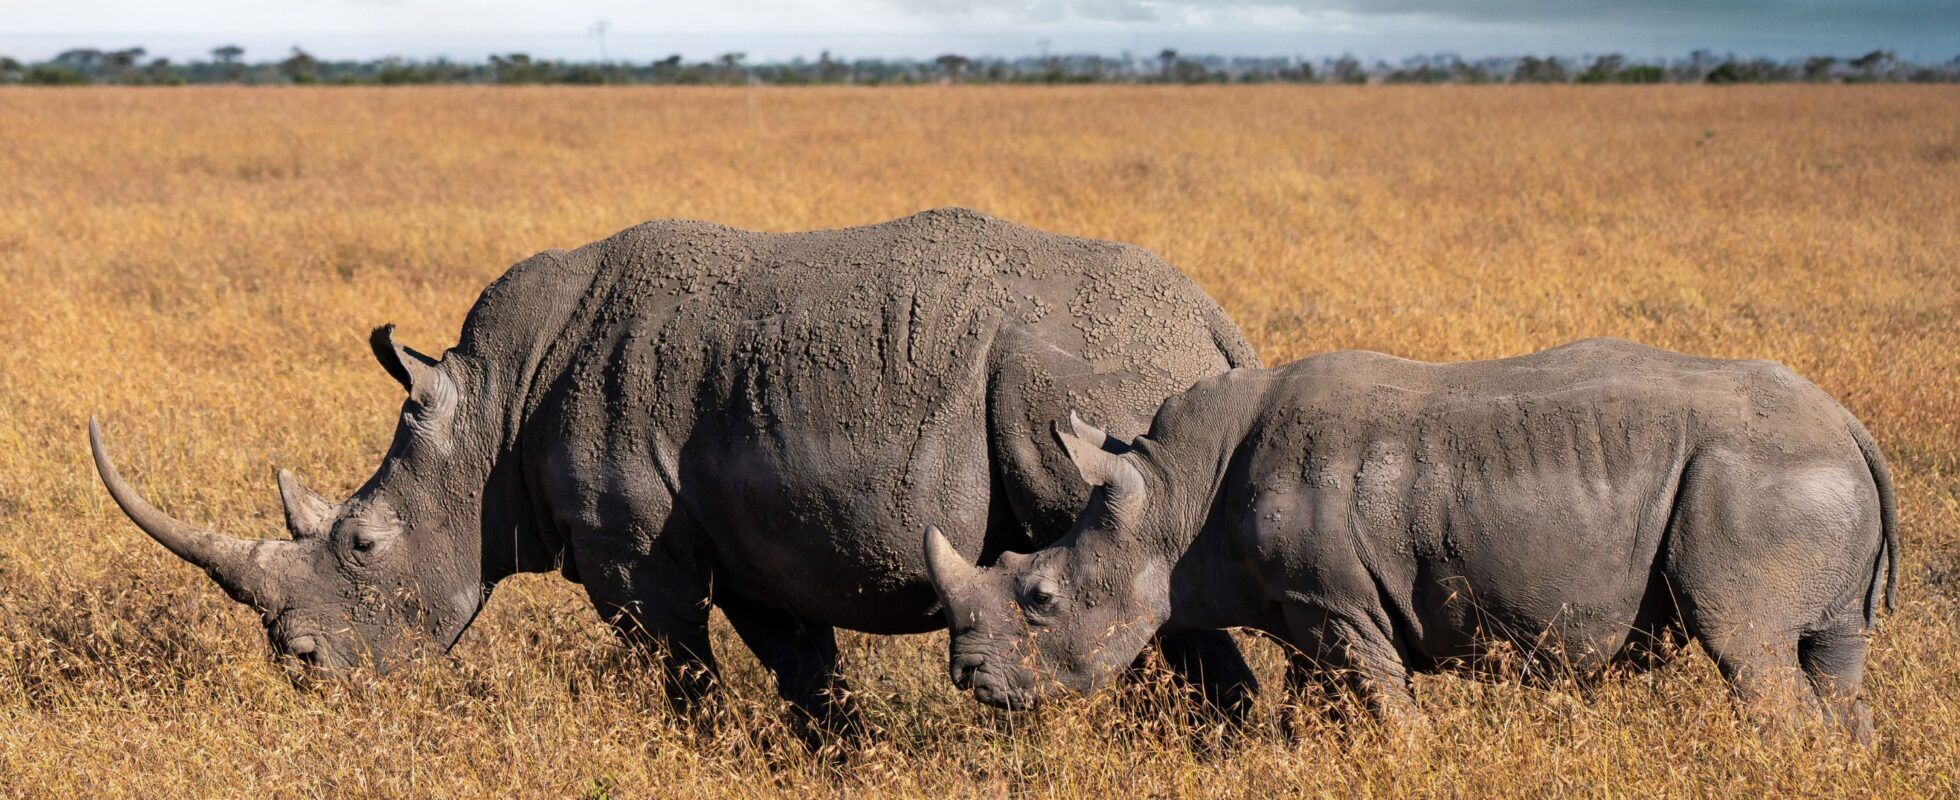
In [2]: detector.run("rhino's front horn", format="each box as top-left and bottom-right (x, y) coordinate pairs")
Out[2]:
(923, 526), (979, 597)
(89, 417), (280, 609)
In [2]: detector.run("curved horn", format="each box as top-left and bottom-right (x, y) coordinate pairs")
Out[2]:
(277, 469), (336, 539)
(89, 417), (278, 608)
(923, 526), (979, 598)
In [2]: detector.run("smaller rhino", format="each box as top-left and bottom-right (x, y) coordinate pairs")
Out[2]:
(924, 338), (1897, 742)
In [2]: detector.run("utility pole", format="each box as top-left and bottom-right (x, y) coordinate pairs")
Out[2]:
(590, 20), (611, 64)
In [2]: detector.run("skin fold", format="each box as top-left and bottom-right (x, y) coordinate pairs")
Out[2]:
(90, 208), (1266, 742)
(927, 337), (1897, 743)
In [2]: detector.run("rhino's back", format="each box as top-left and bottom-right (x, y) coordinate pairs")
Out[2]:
(576, 207), (1245, 437)
(524, 209), (1248, 630)
(1265, 337), (1847, 448)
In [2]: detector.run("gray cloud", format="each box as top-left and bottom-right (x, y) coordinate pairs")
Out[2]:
(878, 0), (1959, 37)
(893, 0), (1160, 22)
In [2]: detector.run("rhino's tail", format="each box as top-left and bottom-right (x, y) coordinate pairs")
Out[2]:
(1847, 414), (1899, 629)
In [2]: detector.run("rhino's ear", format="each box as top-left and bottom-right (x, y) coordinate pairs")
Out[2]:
(1068, 411), (1133, 453)
(371, 324), (458, 418)
(369, 324), (440, 394)
(1053, 418), (1147, 518)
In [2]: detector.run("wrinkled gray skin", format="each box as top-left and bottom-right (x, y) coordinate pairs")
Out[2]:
(926, 338), (1898, 743)
(90, 208), (1264, 738)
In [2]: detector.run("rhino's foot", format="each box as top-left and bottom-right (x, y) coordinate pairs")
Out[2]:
(787, 693), (869, 752)
(648, 643), (724, 739)
(720, 594), (872, 750)
(1152, 628), (1261, 733)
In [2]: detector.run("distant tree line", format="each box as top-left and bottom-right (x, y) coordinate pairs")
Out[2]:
(2, 46), (1955, 86)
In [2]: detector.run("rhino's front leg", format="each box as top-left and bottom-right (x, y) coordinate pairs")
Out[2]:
(612, 610), (719, 719)
(569, 529), (722, 723)
(1281, 603), (1427, 743)
(719, 593), (865, 747)
(1154, 629), (1260, 731)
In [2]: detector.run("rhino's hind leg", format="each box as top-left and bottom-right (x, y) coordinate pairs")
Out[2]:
(1666, 452), (1881, 740)
(719, 594), (865, 748)
(1800, 614), (1875, 744)
(1691, 627), (1823, 737)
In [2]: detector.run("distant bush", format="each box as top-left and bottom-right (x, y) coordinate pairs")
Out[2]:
(1576, 55), (1624, 83)
(24, 66), (90, 85)
(1577, 56), (1668, 84)
(1617, 65), (1667, 83)
(1386, 65), (1450, 84)
(1707, 59), (1795, 84)
(490, 53), (548, 84)
(374, 64), (435, 85)
(559, 66), (609, 85)
(1514, 56), (1567, 83)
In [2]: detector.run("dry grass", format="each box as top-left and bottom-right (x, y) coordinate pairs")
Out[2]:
(0, 85), (1956, 797)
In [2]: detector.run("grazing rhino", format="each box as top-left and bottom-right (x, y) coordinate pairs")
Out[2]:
(924, 337), (1898, 742)
(89, 207), (1264, 738)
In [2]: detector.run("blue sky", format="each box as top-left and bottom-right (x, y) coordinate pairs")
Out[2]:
(2, 0), (1954, 62)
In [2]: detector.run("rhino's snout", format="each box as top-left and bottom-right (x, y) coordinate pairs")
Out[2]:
(970, 681), (1002, 706)
(285, 635), (327, 668)
(969, 681), (1036, 710)
(949, 646), (1041, 710)
(273, 626), (360, 675)
(950, 652), (984, 689)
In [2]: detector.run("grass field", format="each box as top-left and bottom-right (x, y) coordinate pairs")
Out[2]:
(0, 86), (1956, 797)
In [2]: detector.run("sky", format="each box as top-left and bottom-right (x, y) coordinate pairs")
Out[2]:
(2, 0), (1955, 63)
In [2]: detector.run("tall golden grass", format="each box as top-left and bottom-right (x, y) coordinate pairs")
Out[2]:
(0, 86), (1955, 797)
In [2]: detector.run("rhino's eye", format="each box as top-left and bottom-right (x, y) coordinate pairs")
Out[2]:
(348, 528), (392, 557)
(1023, 580), (1060, 614)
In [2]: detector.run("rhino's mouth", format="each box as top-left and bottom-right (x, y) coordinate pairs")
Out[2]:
(950, 647), (1044, 711)
(268, 618), (355, 673)
(282, 634), (336, 669)
(969, 681), (1042, 710)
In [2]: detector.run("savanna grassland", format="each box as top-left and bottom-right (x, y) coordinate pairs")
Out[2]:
(0, 86), (1956, 797)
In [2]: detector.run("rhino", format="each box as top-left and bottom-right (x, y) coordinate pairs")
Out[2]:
(88, 208), (1265, 738)
(924, 337), (1898, 742)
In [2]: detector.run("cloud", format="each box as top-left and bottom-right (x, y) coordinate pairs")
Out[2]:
(873, 0), (1957, 31)
(887, 0), (1164, 23)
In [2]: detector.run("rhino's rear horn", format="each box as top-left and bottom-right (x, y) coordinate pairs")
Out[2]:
(277, 469), (336, 539)
(89, 417), (282, 609)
